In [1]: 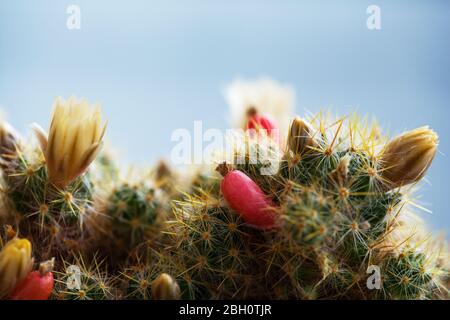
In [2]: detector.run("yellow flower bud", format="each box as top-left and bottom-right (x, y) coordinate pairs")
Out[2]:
(32, 96), (107, 189)
(380, 126), (438, 189)
(0, 238), (33, 298)
(287, 117), (318, 157)
(151, 273), (180, 300)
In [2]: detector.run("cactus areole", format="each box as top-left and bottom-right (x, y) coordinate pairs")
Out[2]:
(217, 163), (277, 229)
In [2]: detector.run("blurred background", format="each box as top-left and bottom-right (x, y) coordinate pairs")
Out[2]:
(0, 0), (449, 233)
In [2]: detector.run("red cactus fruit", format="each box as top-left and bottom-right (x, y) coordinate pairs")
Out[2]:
(217, 163), (277, 229)
(9, 259), (54, 300)
(246, 107), (278, 137)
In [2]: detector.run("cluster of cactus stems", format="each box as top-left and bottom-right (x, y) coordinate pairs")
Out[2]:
(0, 92), (448, 300)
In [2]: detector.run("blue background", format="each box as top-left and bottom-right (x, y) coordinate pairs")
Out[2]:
(0, 0), (449, 233)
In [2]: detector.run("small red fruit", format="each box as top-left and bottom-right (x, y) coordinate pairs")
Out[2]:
(217, 163), (277, 229)
(246, 107), (278, 137)
(9, 259), (54, 300)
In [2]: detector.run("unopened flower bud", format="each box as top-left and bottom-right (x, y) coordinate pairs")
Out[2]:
(287, 117), (318, 157)
(0, 238), (33, 298)
(32, 96), (107, 189)
(151, 273), (181, 300)
(380, 126), (438, 189)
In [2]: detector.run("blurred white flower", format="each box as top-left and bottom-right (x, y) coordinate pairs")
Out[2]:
(224, 78), (295, 133)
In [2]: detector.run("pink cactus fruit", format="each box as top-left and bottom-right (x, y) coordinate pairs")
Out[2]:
(217, 163), (277, 230)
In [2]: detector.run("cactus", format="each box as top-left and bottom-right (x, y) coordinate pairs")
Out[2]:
(106, 184), (162, 248)
(0, 99), (102, 263)
(0, 86), (448, 300)
(277, 116), (444, 299)
(164, 191), (267, 299)
(160, 112), (448, 300)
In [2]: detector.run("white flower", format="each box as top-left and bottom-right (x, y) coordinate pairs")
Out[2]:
(224, 78), (295, 132)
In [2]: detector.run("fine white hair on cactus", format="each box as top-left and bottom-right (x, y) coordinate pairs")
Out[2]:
(224, 78), (295, 133)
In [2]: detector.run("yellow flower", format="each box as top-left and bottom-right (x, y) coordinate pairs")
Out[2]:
(380, 126), (438, 189)
(151, 273), (180, 300)
(33, 96), (107, 189)
(0, 238), (33, 298)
